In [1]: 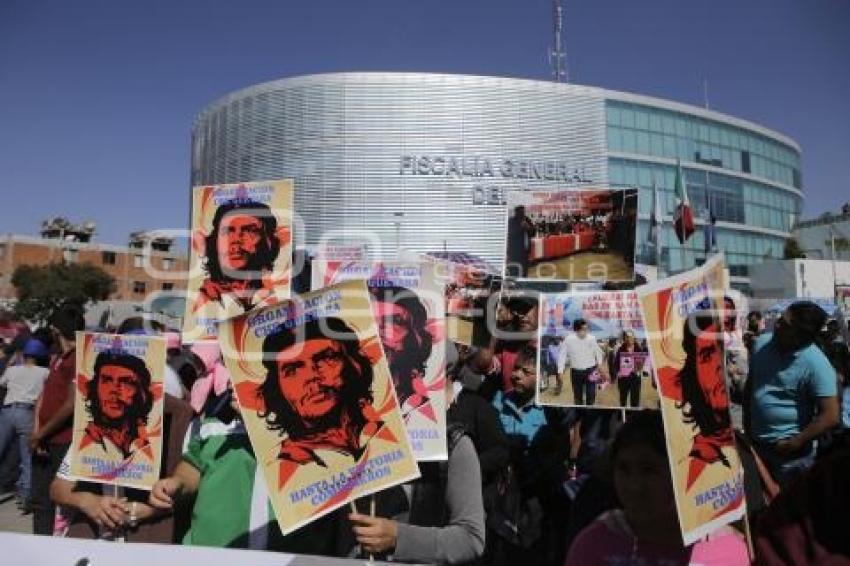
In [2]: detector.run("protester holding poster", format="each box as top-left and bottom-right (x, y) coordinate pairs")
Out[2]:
(69, 332), (166, 490)
(216, 280), (419, 534)
(637, 254), (746, 546)
(312, 261), (447, 461)
(183, 180), (294, 340)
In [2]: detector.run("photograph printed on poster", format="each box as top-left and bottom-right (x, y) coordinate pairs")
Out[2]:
(183, 179), (294, 341)
(69, 332), (166, 490)
(415, 253), (499, 348)
(311, 260), (448, 461)
(537, 291), (658, 410)
(483, 290), (540, 396)
(637, 254), (746, 545)
(503, 188), (638, 283)
(218, 279), (419, 534)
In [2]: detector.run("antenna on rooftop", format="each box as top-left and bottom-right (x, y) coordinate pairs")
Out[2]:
(550, 0), (568, 82)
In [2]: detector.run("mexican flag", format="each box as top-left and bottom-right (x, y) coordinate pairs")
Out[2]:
(673, 160), (695, 244)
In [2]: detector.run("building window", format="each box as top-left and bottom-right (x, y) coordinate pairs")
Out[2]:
(161, 258), (174, 271)
(0, 243), (6, 259)
(133, 281), (146, 294)
(161, 282), (174, 291)
(102, 251), (116, 265)
(134, 255), (144, 268)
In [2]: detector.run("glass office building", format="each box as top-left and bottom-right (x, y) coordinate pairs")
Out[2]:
(192, 73), (802, 291)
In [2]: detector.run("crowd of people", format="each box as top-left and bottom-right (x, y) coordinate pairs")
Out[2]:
(1, 295), (849, 564)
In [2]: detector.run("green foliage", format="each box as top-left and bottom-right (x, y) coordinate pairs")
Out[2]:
(782, 238), (807, 259)
(11, 262), (116, 324)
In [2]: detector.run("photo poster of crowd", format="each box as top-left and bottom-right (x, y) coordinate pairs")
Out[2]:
(182, 179), (294, 341)
(69, 332), (167, 490)
(636, 254), (746, 546)
(536, 290), (659, 411)
(218, 279), (420, 534)
(310, 259), (448, 461)
(503, 187), (639, 283)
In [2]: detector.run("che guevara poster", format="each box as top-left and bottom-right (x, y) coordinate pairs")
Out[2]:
(69, 332), (166, 490)
(637, 254), (746, 545)
(218, 279), (420, 534)
(311, 260), (447, 461)
(183, 179), (294, 341)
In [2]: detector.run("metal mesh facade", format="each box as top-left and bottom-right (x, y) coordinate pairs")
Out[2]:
(191, 73), (801, 278)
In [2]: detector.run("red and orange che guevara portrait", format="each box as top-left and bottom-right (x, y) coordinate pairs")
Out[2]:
(637, 254), (745, 546)
(311, 260), (448, 461)
(183, 179), (294, 341)
(70, 332), (166, 490)
(218, 279), (419, 534)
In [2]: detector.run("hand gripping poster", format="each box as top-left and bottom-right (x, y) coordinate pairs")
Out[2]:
(537, 290), (658, 410)
(183, 179), (294, 341)
(311, 260), (447, 461)
(218, 279), (420, 534)
(70, 332), (166, 490)
(636, 254), (746, 545)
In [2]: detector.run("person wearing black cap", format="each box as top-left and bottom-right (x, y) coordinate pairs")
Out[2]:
(29, 305), (85, 534)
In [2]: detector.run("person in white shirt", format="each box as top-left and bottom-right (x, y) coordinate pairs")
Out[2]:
(0, 338), (50, 507)
(560, 319), (608, 406)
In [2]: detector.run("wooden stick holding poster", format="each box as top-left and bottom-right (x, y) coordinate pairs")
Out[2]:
(311, 260), (448, 461)
(69, 332), (166, 490)
(636, 253), (746, 545)
(219, 279), (420, 534)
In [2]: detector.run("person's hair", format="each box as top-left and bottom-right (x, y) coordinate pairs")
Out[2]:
(258, 317), (374, 439)
(368, 285), (433, 401)
(205, 199), (280, 282)
(49, 305), (85, 341)
(746, 311), (762, 322)
(515, 343), (538, 368)
(678, 310), (729, 437)
(611, 410), (667, 462)
(88, 351), (154, 429)
(573, 318), (588, 331)
(117, 316), (164, 335)
(788, 301), (828, 345)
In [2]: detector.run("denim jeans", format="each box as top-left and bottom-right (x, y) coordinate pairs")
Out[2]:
(0, 404), (34, 500)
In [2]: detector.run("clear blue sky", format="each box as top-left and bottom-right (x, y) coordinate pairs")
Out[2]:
(1, 0), (847, 246)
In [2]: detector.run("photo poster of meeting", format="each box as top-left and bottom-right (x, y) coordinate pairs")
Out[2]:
(310, 260), (448, 461)
(536, 290), (658, 411)
(69, 332), (166, 490)
(182, 179), (295, 341)
(502, 187), (638, 283)
(636, 254), (746, 546)
(218, 279), (420, 534)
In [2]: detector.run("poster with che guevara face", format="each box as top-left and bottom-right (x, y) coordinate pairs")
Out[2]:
(218, 279), (420, 534)
(183, 179), (294, 341)
(636, 254), (746, 545)
(312, 260), (447, 461)
(70, 332), (166, 490)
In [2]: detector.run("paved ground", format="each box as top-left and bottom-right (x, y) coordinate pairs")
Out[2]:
(0, 492), (32, 534)
(528, 251), (633, 281)
(538, 370), (660, 409)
